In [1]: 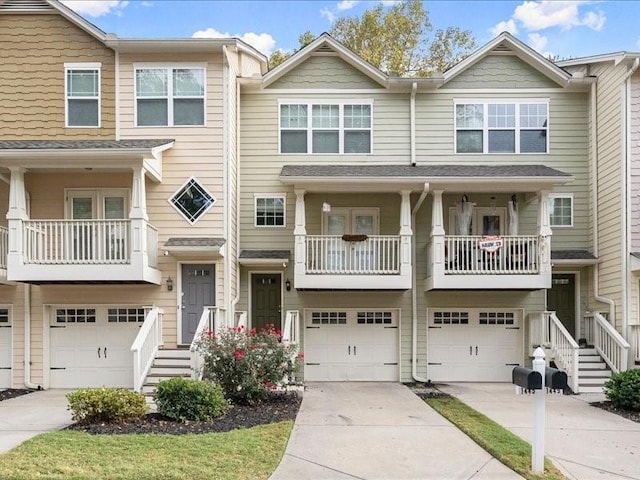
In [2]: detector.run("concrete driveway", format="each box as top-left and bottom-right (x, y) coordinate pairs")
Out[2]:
(0, 390), (73, 454)
(271, 382), (521, 480)
(440, 383), (640, 480)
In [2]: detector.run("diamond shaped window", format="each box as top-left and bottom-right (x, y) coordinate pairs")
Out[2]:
(170, 178), (215, 224)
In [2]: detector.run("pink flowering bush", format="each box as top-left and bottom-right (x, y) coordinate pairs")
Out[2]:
(197, 324), (297, 405)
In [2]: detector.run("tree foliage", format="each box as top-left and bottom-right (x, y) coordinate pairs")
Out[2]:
(268, 0), (476, 76)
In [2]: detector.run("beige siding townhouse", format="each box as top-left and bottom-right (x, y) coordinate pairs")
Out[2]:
(237, 33), (623, 392)
(0, 0), (266, 392)
(559, 54), (640, 368)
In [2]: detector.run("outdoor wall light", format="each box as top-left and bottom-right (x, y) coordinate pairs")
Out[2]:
(285, 279), (291, 291)
(166, 276), (174, 292)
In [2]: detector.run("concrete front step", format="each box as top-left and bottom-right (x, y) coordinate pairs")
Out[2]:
(156, 348), (191, 359)
(579, 385), (606, 393)
(148, 365), (191, 376)
(153, 357), (190, 367)
(579, 369), (612, 378)
(144, 372), (191, 384)
(578, 348), (598, 355)
(579, 361), (607, 369)
(578, 354), (602, 363)
(579, 376), (610, 385)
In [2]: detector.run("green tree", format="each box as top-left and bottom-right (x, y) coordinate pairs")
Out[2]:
(268, 30), (315, 69)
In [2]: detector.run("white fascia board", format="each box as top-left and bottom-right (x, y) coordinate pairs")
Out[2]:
(557, 52), (637, 68)
(164, 246), (224, 257)
(552, 258), (599, 266)
(279, 176), (429, 192)
(46, 0), (108, 43)
(239, 258), (289, 267)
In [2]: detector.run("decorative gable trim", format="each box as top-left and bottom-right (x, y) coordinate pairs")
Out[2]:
(263, 32), (389, 88)
(443, 32), (571, 88)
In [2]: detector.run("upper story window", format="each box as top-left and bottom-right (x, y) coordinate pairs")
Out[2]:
(170, 177), (215, 224)
(280, 101), (372, 154)
(549, 193), (573, 227)
(455, 101), (548, 154)
(135, 67), (205, 127)
(65, 63), (101, 128)
(255, 194), (286, 227)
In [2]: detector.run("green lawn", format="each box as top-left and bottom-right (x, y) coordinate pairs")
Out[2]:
(0, 422), (292, 480)
(425, 397), (566, 480)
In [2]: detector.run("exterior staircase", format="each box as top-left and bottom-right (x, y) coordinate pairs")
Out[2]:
(141, 347), (192, 405)
(578, 347), (612, 393)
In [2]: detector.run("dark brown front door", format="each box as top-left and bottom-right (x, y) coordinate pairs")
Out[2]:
(251, 274), (281, 332)
(181, 264), (215, 344)
(547, 274), (576, 338)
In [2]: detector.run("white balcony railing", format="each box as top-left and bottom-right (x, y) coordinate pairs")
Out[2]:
(305, 235), (400, 274)
(548, 312), (580, 393)
(0, 226), (7, 270)
(131, 306), (164, 392)
(583, 312), (629, 373)
(444, 235), (539, 274)
(24, 220), (131, 264)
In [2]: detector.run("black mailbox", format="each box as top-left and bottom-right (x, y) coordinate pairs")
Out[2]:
(545, 367), (568, 391)
(512, 366), (542, 390)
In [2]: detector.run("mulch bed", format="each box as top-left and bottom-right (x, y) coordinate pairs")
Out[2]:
(590, 401), (640, 423)
(405, 382), (452, 400)
(0, 389), (35, 402)
(68, 391), (302, 435)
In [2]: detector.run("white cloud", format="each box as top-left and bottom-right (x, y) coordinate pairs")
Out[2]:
(192, 28), (277, 56)
(337, 0), (358, 10)
(527, 32), (548, 52)
(320, 7), (336, 23)
(380, 0), (401, 5)
(60, 0), (128, 17)
(513, 1), (605, 32)
(490, 19), (518, 37)
(141, 1), (153, 6)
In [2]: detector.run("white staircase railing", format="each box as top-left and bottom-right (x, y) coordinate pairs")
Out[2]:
(548, 312), (580, 393)
(235, 311), (247, 330)
(583, 312), (629, 373)
(527, 311), (550, 348)
(190, 306), (225, 380)
(282, 310), (300, 345)
(631, 325), (640, 365)
(131, 306), (164, 392)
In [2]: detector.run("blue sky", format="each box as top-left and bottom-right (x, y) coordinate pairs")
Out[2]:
(61, 1), (640, 60)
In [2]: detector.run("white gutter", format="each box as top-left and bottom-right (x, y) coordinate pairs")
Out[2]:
(623, 58), (639, 338)
(23, 284), (40, 389)
(410, 82), (417, 166)
(411, 183), (429, 383)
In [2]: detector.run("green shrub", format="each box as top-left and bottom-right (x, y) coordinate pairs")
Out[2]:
(196, 325), (297, 405)
(604, 368), (640, 411)
(67, 388), (148, 424)
(153, 377), (229, 422)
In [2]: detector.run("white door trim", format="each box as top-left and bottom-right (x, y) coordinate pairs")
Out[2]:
(247, 271), (283, 330)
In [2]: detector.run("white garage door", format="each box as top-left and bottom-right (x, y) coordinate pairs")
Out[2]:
(427, 309), (523, 382)
(304, 309), (399, 381)
(50, 306), (144, 388)
(0, 308), (11, 388)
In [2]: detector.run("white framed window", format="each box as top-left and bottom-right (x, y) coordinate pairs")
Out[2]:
(279, 100), (372, 154)
(169, 177), (215, 224)
(254, 194), (286, 227)
(549, 193), (573, 227)
(65, 63), (101, 128)
(454, 100), (548, 154)
(135, 66), (205, 127)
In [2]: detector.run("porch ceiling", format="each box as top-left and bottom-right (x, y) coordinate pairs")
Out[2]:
(280, 164), (571, 192)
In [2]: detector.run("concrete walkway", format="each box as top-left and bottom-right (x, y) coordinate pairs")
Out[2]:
(0, 390), (73, 454)
(271, 382), (522, 480)
(440, 383), (640, 480)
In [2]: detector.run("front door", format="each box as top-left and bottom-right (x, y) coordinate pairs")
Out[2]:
(547, 274), (576, 338)
(251, 274), (281, 332)
(181, 264), (215, 344)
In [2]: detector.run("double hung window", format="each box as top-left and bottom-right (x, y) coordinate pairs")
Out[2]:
(280, 101), (372, 154)
(65, 63), (100, 127)
(136, 67), (205, 126)
(455, 101), (548, 154)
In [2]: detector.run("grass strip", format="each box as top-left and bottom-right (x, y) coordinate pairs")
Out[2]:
(0, 421), (292, 480)
(425, 396), (566, 480)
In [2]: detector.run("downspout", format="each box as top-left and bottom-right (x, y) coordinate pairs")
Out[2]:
(410, 82), (417, 166)
(23, 284), (40, 389)
(622, 58), (639, 338)
(222, 45), (231, 313)
(230, 69), (242, 323)
(115, 50), (120, 141)
(411, 183), (429, 382)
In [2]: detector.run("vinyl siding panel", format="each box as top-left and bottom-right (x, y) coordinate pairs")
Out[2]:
(0, 14), (115, 138)
(269, 55), (383, 89)
(445, 55), (560, 89)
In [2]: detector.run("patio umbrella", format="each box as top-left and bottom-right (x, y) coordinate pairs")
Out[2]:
(455, 196), (474, 235)
(508, 196), (518, 236)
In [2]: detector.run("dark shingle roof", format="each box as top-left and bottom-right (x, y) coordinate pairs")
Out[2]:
(280, 164), (570, 178)
(551, 250), (597, 260)
(239, 250), (291, 260)
(164, 237), (225, 248)
(0, 139), (174, 150)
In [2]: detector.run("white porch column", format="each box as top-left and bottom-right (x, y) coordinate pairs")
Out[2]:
(430, 190), (446, 279)
(399, 190), (412, 279)
(130, 167), (149, 270)
(294, 189), (307, 279)
(6, 167), (28, 274)
(537, 190), (553, 275)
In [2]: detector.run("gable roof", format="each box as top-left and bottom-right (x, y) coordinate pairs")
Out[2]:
(0, 0), (109, 43)
(443, 32), (572, 87)
(262, 32), (389, 88)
